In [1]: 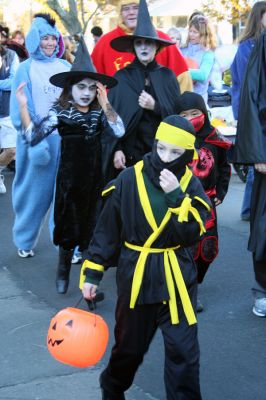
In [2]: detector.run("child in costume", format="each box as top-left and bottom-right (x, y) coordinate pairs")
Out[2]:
(10, 13), (70, 258)
(81, 115), (211, 400)
(16, 37), (125, 294)
(176, 91), (231, 311)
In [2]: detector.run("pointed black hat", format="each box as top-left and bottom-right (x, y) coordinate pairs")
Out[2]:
(50, 36), (117, 88)
(110, 0), (174, 53)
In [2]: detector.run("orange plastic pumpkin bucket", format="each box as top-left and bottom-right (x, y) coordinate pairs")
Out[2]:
(47, 307), (109, 368)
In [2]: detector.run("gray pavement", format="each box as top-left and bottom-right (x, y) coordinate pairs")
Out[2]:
(0, 170), (265, 400)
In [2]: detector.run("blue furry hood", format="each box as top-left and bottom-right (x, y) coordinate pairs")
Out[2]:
(25, 16), (64, 61)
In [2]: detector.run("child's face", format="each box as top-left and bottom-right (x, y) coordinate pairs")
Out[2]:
(179, 108), (205, 132)
(179, 109), (202, 120)
(157, 140), (185, 163)
(71, 78), (97, 110)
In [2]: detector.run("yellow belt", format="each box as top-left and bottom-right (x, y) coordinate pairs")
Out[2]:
(124, 241), (197, 325)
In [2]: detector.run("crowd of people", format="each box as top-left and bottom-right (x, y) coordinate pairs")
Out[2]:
(1, 0), (266, 399)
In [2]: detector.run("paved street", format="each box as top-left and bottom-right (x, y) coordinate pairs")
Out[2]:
(0, 170), (265, 400)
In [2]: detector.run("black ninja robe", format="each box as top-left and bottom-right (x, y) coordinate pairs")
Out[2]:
(27, 104), (120, 251)
(80, 161), (211, 325)
(107, 58), (181, 171)
(234, 29), (266, 262)
(190, 130), (231, 273)
(176, 92), (232, 282)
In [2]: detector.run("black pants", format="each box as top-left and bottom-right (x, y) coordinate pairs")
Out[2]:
(196, 256), (210, 284)
(100, 293), (202, 400)
(253, 254), (266, 290)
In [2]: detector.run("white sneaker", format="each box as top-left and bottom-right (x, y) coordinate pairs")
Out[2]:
(0, 174), (6, 194)
(71, 251), (82, 264)
(18, 249), (35, 258)
(253, 298), (266, 317)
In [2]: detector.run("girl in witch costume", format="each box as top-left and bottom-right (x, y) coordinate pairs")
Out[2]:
(106, 0), (180, 175)
(81, 115), (211, 400)
(176, 91), (231, 311)
(16, 37), (125, 295)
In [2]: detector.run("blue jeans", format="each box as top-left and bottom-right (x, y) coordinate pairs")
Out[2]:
(241, 166), (254, 218)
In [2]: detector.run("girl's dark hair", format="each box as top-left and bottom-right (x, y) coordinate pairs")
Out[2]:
(56, 76), (99, 110)
(34, 13), (56, 27)
(240, 1), (266, 42)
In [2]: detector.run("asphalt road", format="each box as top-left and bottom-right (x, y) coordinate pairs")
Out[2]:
(0, 170), (265, 400)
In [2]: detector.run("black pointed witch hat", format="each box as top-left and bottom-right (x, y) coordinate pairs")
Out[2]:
(50, 36), (117, 88)
(110, 0), (174, 53)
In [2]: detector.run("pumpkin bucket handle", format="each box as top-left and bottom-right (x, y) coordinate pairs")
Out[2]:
(74, 293), (105, 326)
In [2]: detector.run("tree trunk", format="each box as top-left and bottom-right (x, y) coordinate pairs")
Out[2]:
(46, 0), (83, 34)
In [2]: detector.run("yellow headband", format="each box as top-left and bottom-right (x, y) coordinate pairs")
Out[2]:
(156, 121), (198, 159)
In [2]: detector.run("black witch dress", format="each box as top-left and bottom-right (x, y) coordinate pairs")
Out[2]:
(25, 104), (124, 251)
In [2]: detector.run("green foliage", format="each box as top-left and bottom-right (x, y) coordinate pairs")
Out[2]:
(36, 0), (116, 35)
(202, 0), (251, 24)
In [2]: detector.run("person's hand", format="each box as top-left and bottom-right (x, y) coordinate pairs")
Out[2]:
(82, 282), (98, 300)
(255, 163), (266, 174)
(138, 90), (155, 110)
(16, 82), (28, 108)
(114, 150), (126, 169)
(159, 169), (180, 193)
(214, 197), (222, 206)
(96, 81), (108, 109)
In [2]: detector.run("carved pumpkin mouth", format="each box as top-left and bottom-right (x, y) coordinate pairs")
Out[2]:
(48, 338), (64, 347)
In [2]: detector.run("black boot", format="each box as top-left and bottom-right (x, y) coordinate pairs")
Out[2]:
(100, 374), (125, 400)
(101, 387), (125, 400)
(56, 247), (73, 294)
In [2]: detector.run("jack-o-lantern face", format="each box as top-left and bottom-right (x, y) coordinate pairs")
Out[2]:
(47, 319), (73, 347)
(47, 307), (109, 368)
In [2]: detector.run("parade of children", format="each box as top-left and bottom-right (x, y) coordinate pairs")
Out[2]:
(1, 1), (266, 400)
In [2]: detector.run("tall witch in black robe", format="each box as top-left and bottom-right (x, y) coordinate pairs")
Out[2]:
(234, 29), (266, 304)
(104, 0), (180, 179)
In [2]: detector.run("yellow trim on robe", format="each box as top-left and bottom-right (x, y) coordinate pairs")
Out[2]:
(134, 161), (158, 231)
(102, 185), (116, 197)
(194, 195), (211, 212)
(179, 166), (193, 192)
(79, 260), (104, 289)
(125, 241), (197, 325)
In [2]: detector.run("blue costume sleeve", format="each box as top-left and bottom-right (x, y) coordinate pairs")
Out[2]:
(10, 59), (35, 131)
(231, 39), (254, 119)
(189, 51), (215, 82)
(0, 52), (20, 91)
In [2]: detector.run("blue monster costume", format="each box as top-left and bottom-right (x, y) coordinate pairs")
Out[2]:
(10, 14), (70, 252)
